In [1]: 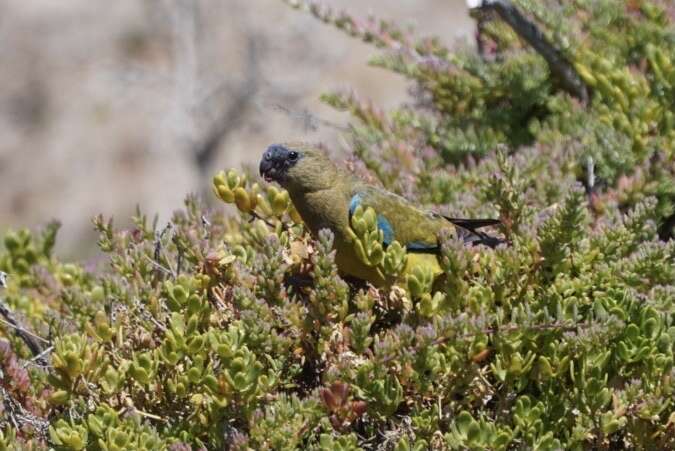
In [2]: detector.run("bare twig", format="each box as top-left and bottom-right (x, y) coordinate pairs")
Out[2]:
(248, 210), (294, 235)
(270, 103), (349, 132)
(585, 155), (595, 195)
(470, 0), (589, 103)
(23, 345), (54, 368)
(201, 215), (212, 241)
(129, 407), (166, 422)
(175, 242), (184, 276)
(153, 223), (177, 280)
(193, 35), (263, 174)
(154, 223), (173, 263)
(145, 254), (174, 277)
(163, 0), (260, 182)
(0, 299), (49, 366)
(248, 210), (277, 229)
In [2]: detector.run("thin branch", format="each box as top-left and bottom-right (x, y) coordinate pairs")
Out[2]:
(247, 210), (295, 236)
(23, 345), (54, 368)
(585, 156), (595, 193)
(0, 299), (49, 366)
(248, 210), (277, 229)
(119, 405), (167, 422)
(201, 215), (212, 241)
(175, 242), (184, 276)
(132, 408), (166, 422)
(470, 0), (589, 103)
(152, 223), (176, 280)
(145, 254), (174, 277)
(270, 103), (349, 132)
(154, 223), (173, 263)
(193, 35), (263, 173)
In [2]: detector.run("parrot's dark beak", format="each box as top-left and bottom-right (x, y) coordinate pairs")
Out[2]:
(259, 153), (276, 182)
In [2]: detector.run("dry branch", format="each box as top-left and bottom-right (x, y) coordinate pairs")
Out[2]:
(470, 0), (589, 103)
(0, 298), (49, 367)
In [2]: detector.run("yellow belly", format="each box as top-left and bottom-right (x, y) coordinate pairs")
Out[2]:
(334, 235), (442, 287)
(404, 253), (443, 279)
(333, 235), (387, 286)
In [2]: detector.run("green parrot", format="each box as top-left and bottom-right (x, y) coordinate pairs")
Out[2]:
(259, 143), (503, 286)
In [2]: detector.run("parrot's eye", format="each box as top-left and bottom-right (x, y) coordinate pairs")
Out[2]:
(288, 151), (298, 161)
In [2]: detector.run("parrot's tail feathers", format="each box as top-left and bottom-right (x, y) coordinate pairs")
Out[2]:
(447, 217), (506, 249)
(443, 217), (501, 230)
(456, 228), (506, 248)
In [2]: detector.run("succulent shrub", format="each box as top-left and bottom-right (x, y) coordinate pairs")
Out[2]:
(0, 0), (674, 449)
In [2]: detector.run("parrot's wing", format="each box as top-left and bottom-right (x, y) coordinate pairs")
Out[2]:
(349, 187), (443, 252)
(349, 186), (505, 251)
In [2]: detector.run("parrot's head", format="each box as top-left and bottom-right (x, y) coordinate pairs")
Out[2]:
(259, 143), (338, 193)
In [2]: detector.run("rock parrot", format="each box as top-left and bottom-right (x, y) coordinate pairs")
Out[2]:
(259, 143), (503, 286)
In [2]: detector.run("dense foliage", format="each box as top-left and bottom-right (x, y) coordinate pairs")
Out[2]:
(0, 0), (673, 449)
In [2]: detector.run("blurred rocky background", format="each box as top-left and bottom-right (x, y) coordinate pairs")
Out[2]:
(0, 0), (473, 257)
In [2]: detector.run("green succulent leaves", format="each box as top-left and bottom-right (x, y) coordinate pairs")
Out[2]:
(1, 0), (674, 449)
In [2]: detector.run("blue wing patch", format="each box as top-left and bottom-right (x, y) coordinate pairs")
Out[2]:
(349, 193), (395, 247)
(349, 193), (363, 216)
(377, 215), (395, 246)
